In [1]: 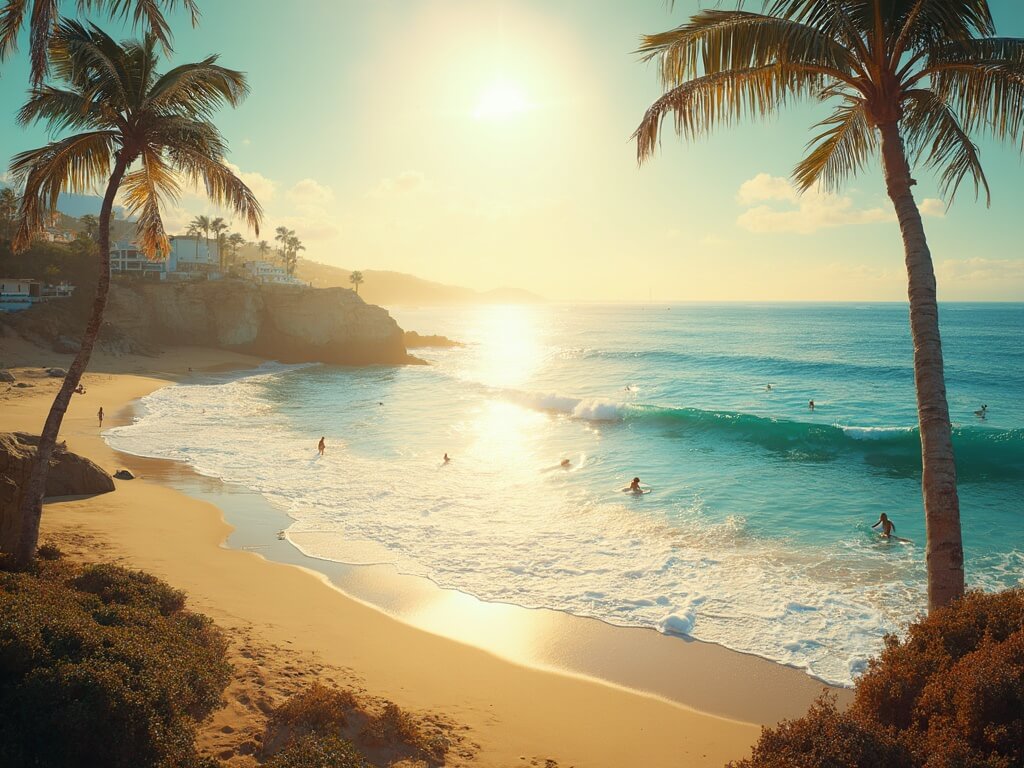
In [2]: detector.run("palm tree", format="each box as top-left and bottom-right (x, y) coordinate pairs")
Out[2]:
(349, 270), (364, 295)
(274, 225), (293, 266)
(79, 213), (99, 241)
(285, 234), (304, 276)
(210, 216), (228, 272)
(0, 187), (18, 240)
(5, 21), (262, 569)
(190, 213), (210, 260)
(0, 0), (199, 85)
(227, 231), (246, 268)
(257, 239), (270, 260)
(634, 1), (1024, 611)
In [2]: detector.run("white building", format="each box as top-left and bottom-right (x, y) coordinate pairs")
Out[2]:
(242, 260), (302, 285)
(0, 278), (73, 312)
(109, 239), (165, 279)
(168, 235), (220, 278)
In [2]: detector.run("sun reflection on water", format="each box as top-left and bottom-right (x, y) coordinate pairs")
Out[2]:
(468, 304), (544, 388)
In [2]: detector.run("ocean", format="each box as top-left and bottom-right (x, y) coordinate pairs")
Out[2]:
(105, 303), (1024, 686)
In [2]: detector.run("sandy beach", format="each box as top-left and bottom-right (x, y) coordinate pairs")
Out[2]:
(0, 342), (846, 767)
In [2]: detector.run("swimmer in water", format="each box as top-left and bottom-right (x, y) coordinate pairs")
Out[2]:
(872, 513), (896, 539)
(624, 477), (643, 493)
(974, 404), (988, 419)
(317, 437), (325, 456)
(766, 384), (772, 391)
(809, 399), (815, 410)
(560, 458), (571, 468)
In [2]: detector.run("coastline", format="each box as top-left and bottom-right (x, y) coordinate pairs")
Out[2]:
(1, 343), (848, 767)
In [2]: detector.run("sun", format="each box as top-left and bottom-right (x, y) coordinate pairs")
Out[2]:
(473, 81), (531, 121)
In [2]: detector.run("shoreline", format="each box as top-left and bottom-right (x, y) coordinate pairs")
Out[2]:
(1, 343), (846, 766)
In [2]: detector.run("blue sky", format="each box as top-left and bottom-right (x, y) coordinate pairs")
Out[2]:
(1, 0), (1023, 301)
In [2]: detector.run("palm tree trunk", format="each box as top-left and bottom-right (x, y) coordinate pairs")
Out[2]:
(7, 151), (131, 570)
(878, 121), (964, 611)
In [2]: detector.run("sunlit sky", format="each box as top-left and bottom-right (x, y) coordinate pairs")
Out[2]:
(2, 0), (1023, 301)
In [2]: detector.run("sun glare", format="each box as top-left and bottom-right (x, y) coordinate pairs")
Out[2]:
(473, 81), (531, 121)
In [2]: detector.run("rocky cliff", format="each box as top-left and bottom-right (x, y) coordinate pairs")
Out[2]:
(101, 282), (417, 365)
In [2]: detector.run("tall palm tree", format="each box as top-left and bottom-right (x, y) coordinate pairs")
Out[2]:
(227, 231), (245, 267)
(274, 225), (293, 266)
(0, 0), (199, 85)
(257, 239), (270, 260)
(210, 216), (228, 272)
(349, 270), (364, 295)
(634, 0), (1024, 611)
(5, 21), (262, 569)
(285, 234), (304, 276)
(79, 213), (99, 241)
(190, 213), (210, 260)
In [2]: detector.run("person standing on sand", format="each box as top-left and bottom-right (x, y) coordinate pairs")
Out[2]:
(872, 513), (896, 539)
(317, 437), (325, 456)
(97, 407), (104, 427)
(444, 453), (450, 463)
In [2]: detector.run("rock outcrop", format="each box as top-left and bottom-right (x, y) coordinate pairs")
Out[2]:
(104, 282), (417, 365)
(403, 331), (464, 349)
(0, 432), (115, 553)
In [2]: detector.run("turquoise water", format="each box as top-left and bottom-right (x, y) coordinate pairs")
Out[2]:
(107, 303), (1024, 685)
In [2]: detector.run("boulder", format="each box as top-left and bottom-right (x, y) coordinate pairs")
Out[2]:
(45, 367), (67, 378)
(0, 433), (115, 554)
(14, 382), (31, 388)
(0, 369), (14, 383)
(113, 469), (135, 480)
(53, 336), (81, 354)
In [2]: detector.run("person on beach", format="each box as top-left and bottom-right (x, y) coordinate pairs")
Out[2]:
(872, 513), (896, 539)
(317, 437), (325, 456)
(75, 384), (86, 394)
(809, 399), (815, 410)
(97, 407), (104, 427)
(444, 453), (450, 463)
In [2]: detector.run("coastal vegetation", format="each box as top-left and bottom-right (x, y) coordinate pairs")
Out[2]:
(634, 0), (1024, 611)
(0, 555), (231, 768)
(4, 20), (261, 569)
(731, 588), (1024, 768)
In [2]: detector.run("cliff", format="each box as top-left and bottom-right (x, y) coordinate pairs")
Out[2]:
(0, 282), (416, 366)
(102, 282), (417, 365)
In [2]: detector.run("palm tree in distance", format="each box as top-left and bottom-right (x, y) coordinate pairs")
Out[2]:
(634, 0), (1024, 611)
(5, 21), (262, 569)
(257, 239), (270, 260)
(285, 234), (304, 276)
(210, 216), (228, 272)
(0, 187), (19, 240)
(227, 231), (246, 268)
(0, 0), (199, 85)
(79, 213), (99, 241)
(190, 214), (210, 260)
(275, 225), (293, 266)
(349, 270), (364, 295)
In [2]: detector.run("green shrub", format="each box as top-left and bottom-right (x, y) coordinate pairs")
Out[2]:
(731, 589), (1024, 768)
(0, 560), (231, 768)
(263, 734), (368, 768)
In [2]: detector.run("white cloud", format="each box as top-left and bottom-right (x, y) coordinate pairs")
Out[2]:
(370, 170), (426, 198)
(735, 174), (895, 234)
(936, 257), (1024, 283)
(288, 178), (335, 208)
(919, 198), (946, 218)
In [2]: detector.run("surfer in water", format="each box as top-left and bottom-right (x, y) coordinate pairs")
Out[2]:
(974, 404), (988, 419)
(624, 477), (644, 494)
(872, 513), (896, 539)
(809, 399), (815, 410)
(317, 437), (325, 456)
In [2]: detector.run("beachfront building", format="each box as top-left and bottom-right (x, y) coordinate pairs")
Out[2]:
(242, 260), (304, 285)
(0, 278), (75, 312)
(110, 239), (166, 279)
(167, 235), (221, 279)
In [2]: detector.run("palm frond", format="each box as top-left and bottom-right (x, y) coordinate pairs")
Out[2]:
(901, 87), (990, 205)
(764, 0), (873, 63)
(120, 147), (177, 255)
(28, 0), (59, 85)
(9, 130), (119, 250)
(793, 98), (876, 191)
(920, 39), (1024, 144)
(639, 9), (862, 86)
(17, 85), (112, 132)
(147, 58), (250, 117)
(0, 0), (28, 62)
(634, 64), (827, 162)
(890, 0), (995, 58)
(76, 0), (201, 50)
(49, 20), (131, 107)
